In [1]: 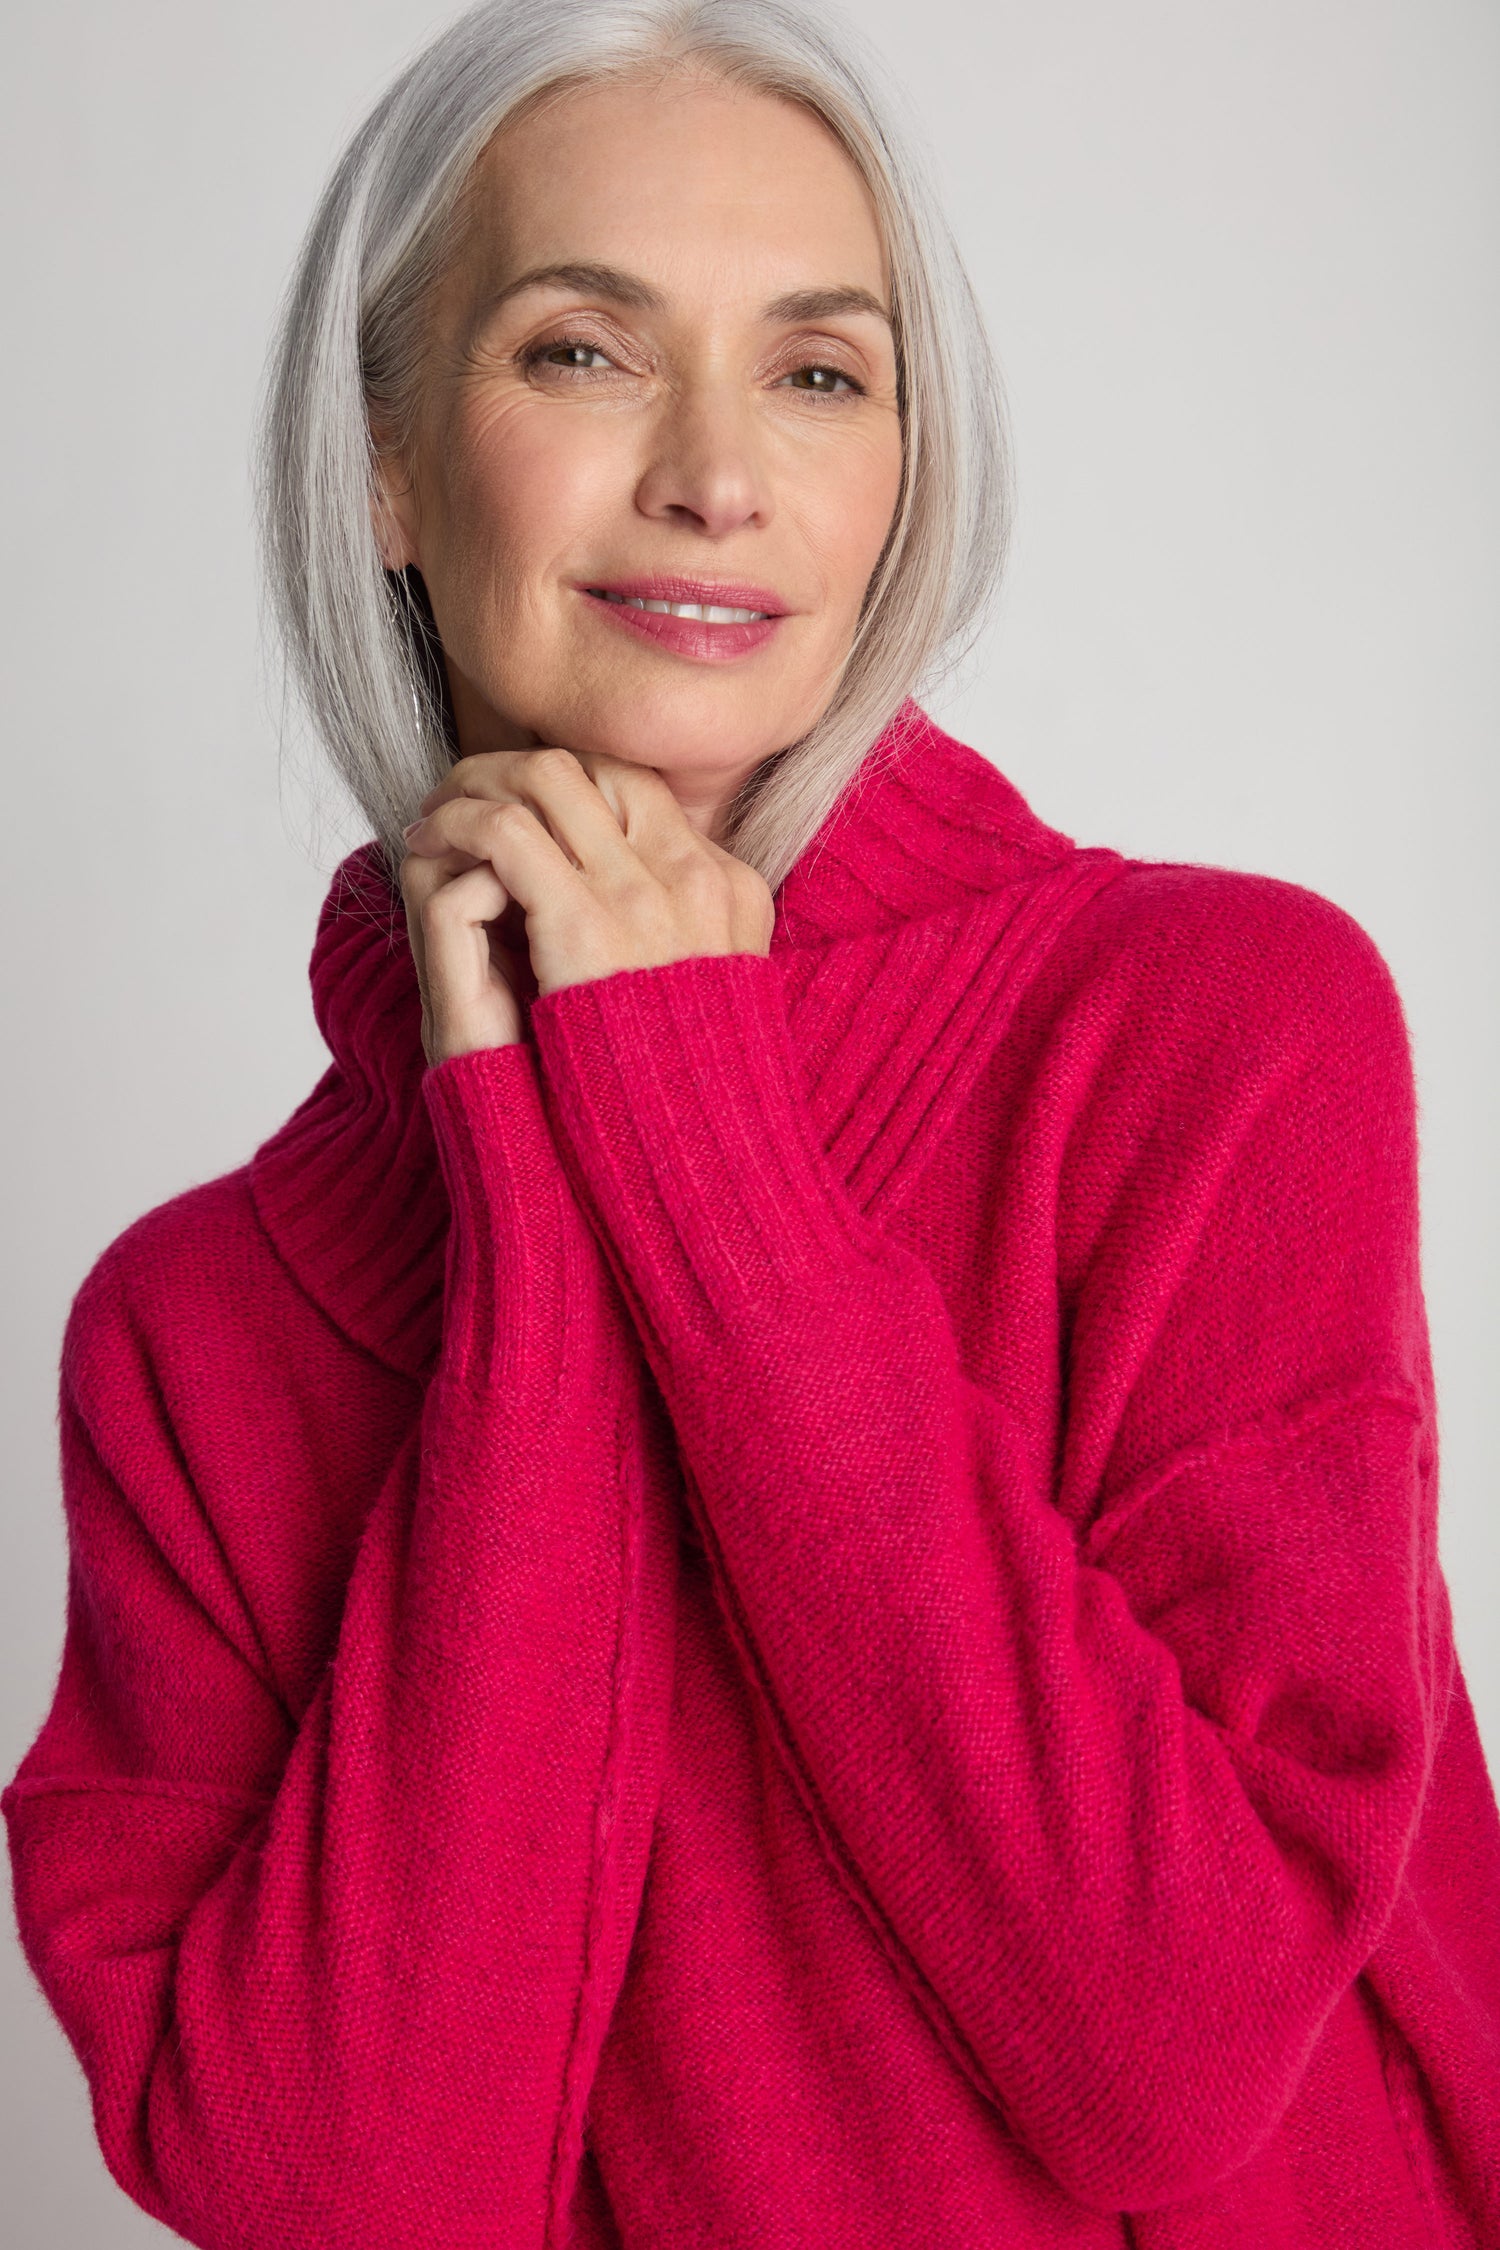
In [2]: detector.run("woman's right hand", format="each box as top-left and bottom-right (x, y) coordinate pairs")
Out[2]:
(399, 847), (532, 1066)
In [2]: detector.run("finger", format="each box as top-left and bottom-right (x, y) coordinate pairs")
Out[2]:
(400, 843), (483, 952)
(556, 749), (693, 863)
(413, 860), (516, 1054)
(419, 746), (680, 879)
(400, 846), (506, 991)
(405, 791), (607, 912)
(508, 747), (642, 877)
(416, 748), (596, 843)
(418, 746), (616, 816)
(398, 851), (439, 1007)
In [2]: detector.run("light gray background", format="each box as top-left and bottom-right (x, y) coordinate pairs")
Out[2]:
(3, 1), (1496, 2238)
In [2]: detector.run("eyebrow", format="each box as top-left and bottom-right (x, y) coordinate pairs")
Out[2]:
(472, 259), (892, 333)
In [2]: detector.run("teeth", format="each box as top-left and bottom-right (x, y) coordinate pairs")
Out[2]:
(596, 591), (770, 623)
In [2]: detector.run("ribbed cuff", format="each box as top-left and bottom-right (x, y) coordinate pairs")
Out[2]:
(419, 1040), (580, 1388)
(528, 953), (886, 1339)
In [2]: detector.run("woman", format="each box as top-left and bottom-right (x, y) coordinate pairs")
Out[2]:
(4, 1), (1498, 2245)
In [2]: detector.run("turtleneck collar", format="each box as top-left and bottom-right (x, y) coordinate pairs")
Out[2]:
(248, 702), (1089, 1380)
(769, 700), (1073, 945)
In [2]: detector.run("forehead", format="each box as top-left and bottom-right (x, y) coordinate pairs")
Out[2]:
(453, 71), (889, 303)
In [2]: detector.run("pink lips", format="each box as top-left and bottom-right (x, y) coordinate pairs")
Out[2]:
(575, 577), (788, 664)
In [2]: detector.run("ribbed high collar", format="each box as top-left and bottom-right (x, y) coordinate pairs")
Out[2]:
(248, 701), (1088, 1380)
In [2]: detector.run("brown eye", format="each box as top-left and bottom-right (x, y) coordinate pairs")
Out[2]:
(781, 362), (863, 398)
(523, 336), (615, 373)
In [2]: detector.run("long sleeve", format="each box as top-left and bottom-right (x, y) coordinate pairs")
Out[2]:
(2, 1039), (676, 2250)
(525, 879), (1452, 2217)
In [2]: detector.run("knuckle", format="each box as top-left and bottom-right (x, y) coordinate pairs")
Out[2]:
(430, 756), (474, 796)
(418, 884), (457, 927)
(605, 869), (655, 915)
(524, 745), (577, 785)
(676, 856), (722, 903)
(486, 799), (539, 841)
(454, 749), (506, 781)
(639, 768), (678, 809)
(399, 853), (440, 903)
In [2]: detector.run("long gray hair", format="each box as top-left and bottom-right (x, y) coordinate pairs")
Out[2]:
(254, 0), (1013, 897)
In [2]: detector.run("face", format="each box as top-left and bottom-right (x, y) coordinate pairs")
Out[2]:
(370, 69), (904, 837)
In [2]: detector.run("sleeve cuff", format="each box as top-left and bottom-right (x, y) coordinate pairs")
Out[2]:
(419, 1039), (581, 1387)
(527, 952), (887, 1336)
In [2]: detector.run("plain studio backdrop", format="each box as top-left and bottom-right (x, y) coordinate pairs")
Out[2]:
(3, 1), (1496, 2238)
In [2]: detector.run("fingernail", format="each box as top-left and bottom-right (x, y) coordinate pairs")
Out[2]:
(401, 819), (423, 840)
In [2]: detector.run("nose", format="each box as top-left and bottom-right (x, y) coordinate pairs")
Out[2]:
(633, 373), (771, 539)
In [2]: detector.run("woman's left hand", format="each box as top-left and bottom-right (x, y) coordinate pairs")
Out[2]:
(401, 745), (775, 1028)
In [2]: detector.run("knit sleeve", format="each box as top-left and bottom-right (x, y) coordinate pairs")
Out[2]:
(524, 877), (1450, 2215)
(1, 1040), (673, 2250)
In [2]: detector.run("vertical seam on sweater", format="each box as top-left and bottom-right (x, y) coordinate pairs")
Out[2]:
(1370, 1993), (1450, 2249)
(545, 1378), (647, 2249)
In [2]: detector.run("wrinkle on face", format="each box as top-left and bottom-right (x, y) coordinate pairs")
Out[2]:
(372, 65), (905, 837)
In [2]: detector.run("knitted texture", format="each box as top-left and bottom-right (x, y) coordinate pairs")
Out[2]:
(5, 702), (1498, 2248)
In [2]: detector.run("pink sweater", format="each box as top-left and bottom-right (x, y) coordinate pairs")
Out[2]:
(5, 705), (1499, 2249)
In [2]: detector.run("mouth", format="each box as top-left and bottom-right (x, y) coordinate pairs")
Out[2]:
(579, 575), (786, 618)
(575, 577), (789, 664)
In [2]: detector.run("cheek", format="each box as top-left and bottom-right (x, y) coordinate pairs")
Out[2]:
(795, 427), (904, 620)
(435, 398), (620, 592)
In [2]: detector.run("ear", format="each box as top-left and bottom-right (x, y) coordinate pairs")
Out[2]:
(369, 490), (418, 574)
(367, 414), (421, 574)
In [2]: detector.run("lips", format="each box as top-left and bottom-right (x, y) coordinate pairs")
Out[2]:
(575, 578), (788, 665)
(576, 575), (788, 618)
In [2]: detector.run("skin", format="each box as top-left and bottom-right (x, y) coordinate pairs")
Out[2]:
(382, 66), (904, 1062)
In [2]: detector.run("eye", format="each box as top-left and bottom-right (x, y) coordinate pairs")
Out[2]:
(526, 337), (620, 373)
(781, 362), (864, 399)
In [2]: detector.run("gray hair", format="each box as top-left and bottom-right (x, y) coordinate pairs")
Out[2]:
(254, 0), (1013, 898)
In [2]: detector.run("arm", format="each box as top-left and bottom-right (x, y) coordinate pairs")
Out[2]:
(525, 882), (1441, 2214)
(3, 1041), (674, 2250)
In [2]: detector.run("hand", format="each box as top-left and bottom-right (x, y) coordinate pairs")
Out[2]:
(398, 745), (775, 1068)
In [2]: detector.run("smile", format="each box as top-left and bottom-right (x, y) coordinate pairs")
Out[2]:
(577, 586), (786, 665)
(591, 591), (771, 623)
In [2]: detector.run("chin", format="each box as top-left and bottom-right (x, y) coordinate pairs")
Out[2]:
(541, 689), (802, 777)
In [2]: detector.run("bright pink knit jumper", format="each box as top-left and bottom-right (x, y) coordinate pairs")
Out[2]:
(5, 706), (1499, 2248)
